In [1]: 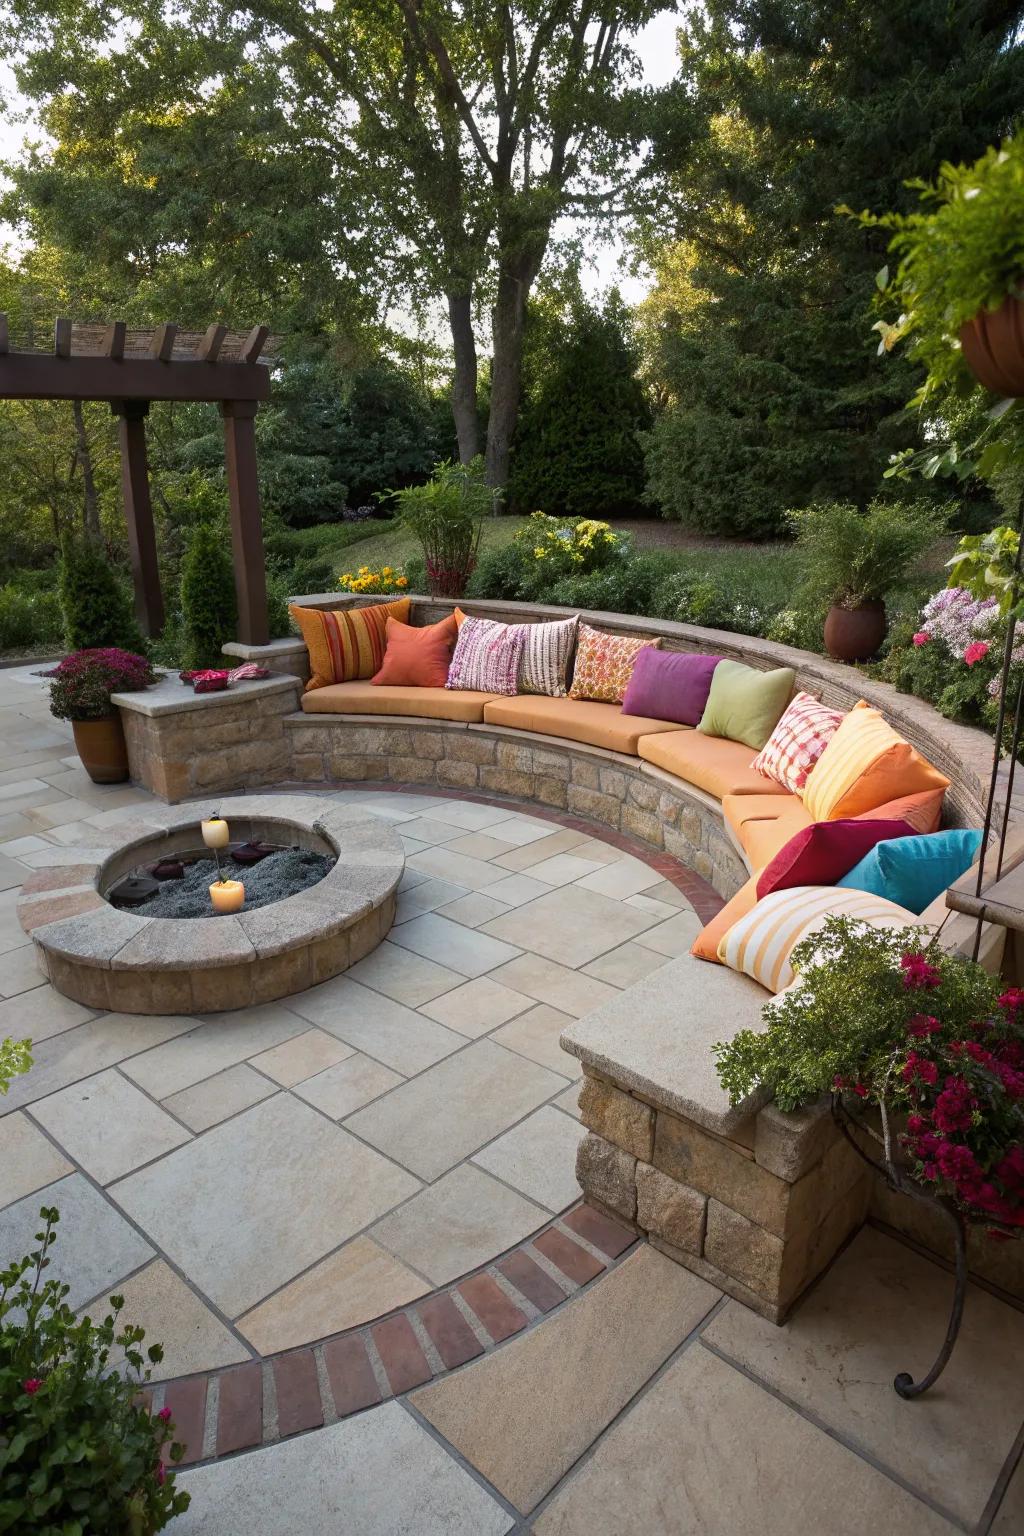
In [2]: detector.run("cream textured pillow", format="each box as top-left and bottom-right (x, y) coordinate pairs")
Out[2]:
(520, 615), (579, 697)
(717, 884), (924, 994)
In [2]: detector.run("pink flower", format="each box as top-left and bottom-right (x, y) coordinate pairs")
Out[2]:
(155, 1461), (166, 1486)
(157, 1406), (173, 1423)
(852, 1083), (868, 1099)
(912, 631), (930, 646)
(964, 640), (990, 667)
(22, 1378), (42, 1394)
(902, 1051), (939, 1086)
(901, 953), (941, 990)
(907, 1013), (942, 1038)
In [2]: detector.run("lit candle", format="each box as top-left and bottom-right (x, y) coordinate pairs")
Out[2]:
(202, 814), (230, 850)
(209, 879), (245, 914)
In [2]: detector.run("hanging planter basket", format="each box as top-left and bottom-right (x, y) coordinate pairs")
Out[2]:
(959, 290), (1024, 398)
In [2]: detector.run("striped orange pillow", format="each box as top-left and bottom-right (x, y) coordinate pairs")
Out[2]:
(290, 598), (412, 691)
(801, 701), (949, 821)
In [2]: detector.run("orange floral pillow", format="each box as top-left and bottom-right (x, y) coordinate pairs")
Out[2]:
(568, 623), (662, 705)
(290, 598), (411, 691)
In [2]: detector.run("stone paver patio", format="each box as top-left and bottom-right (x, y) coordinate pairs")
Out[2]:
(0, 662), (1022, 1533)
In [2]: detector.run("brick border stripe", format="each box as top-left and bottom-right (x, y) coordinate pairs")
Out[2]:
(152, 1204), (638, 1467)
(275, 777), (727, 924)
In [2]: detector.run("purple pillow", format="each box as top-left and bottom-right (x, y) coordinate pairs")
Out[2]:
(621, 649), (722, 726)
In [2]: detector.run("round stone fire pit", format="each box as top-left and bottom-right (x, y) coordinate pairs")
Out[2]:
(18, 795), (404, 1015)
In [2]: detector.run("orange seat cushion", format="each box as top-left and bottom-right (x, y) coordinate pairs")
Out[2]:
(300, 682), (494, 722)
(372, 615), (458, 688)
(638, 731), (782, 800)
(482, 695), (684, 755)
(690, 875), (760, 964)
(290, 598), (412, 691)
(856, 788), (945, 834)
(722, 793), (815, 871)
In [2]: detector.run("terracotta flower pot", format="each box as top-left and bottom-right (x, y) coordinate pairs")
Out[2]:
(823, 601), (887, 663)
(959, 291), (1024, 397)
(72, 713), (130, 784)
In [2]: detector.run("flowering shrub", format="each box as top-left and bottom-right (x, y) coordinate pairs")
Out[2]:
(714, 919), (1024, 1234)
(47, 648), (157, 723)
(514, 512), (624, 584)
(0, 1207), (191, 1531)
(881, 584), (1024, 745)
(338, 564), (409, 596)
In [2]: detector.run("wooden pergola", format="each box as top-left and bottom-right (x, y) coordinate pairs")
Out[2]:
(0, 317), (276, 645)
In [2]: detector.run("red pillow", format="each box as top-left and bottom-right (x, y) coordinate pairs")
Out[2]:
(371, 615), (458, 688)
(756, 819), (914, 899)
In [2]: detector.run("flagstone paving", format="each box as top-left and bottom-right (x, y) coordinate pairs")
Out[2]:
(2, 663), (1023, 1533)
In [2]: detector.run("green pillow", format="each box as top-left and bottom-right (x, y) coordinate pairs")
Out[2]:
(697, 660), (795, 751)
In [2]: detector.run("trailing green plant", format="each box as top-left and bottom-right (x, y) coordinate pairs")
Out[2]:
(714, 919), (1024, 1235)
(852, 137), (1024, 401)
(179, 521), (238, 670)
(790, 497), (946, 613)
(385, 458), (491, 597)
(0, 1206), (191, 1532)
(47, 648), (157, 723)
(58, 539), (146, 654)
(0, 1035), (31, 1094)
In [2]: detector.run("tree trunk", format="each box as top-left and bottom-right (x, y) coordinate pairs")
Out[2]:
(72, 400), (101, 543)
(485, 250), (542, 505)
(447, 290), (479, 464)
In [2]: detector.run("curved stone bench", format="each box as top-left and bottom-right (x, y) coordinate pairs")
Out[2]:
(113, 595), (1020, 1316)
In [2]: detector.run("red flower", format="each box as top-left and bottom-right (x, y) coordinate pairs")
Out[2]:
(852, 1082), (868, 1099)
(998, 989), (1024, 1018)
(964, 640), (990, 667)
(155, 1461), (166, 1486)
(933, 1078), (976, 1134)
(157, 1406), (173, 1423)
(902, 1051), (938, 1086)
(901, 953), (941, 990)
(912, 631), (930, 647)
(22, 1378), (42, 1395)
(907, 1013), (942, 1038)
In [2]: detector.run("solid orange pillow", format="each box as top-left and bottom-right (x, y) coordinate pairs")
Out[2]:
(290, 598), (411, 691)
(856, 788), (945, 834)
(690, 875), (760, 964)
(371, 615), (458, 688)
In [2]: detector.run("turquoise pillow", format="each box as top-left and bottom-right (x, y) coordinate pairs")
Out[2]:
(836, 828), (983, 915)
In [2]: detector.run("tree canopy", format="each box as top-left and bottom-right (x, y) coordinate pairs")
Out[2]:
(637, 0), (1024, 536)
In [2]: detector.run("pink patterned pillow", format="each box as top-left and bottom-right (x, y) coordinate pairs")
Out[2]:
(446, 616), (526, 695)
(752, 690), (844, 793)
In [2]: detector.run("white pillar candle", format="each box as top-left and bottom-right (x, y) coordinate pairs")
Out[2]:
(201, 816), (230, 849)
(209, 879), (245, 914)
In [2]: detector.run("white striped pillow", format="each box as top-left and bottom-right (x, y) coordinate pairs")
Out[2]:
(717, 885), (923, 994)
(521, 615), (579, 697)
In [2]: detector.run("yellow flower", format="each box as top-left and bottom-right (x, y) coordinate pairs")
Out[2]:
(397, 576), (409, 588)
(534, 546), (547, 559)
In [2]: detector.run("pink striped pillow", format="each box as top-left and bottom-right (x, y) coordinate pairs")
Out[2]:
(446, 616), (526, 695)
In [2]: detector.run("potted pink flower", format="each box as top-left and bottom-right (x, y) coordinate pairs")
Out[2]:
(47, 648), (157, 783)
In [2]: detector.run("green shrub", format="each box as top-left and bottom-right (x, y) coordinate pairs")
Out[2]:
(1, 1206), (190, 1532)
(0, 582), (62, 653)
(790, 497), (947, 613)
(548, 553), (674, 618)
(179, 522), (238, 669)
(58, 540), (146, 654)
(265, 574), (293, 639)
(0, 1035), (31, 1094)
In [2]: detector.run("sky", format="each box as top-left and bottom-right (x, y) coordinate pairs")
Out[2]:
(0, 8), (684, 311)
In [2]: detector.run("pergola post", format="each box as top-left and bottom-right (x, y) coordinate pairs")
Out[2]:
(221, 399), (269, 645)
(111, 399), (165, 638)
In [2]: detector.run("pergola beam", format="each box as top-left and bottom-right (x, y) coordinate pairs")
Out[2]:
(241, 324), (270, 364)
(151, 322), (177, 361)
(54, 317), (72, 357)
(198, 323), (227, 362)
(104, 321), (127, 360)
(0, 354), (271, 402)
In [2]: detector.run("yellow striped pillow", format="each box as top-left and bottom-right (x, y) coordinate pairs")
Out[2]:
(801, 701), (948, 821)
(717, 884), (921, 994)
(290, 598), (411, 691)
